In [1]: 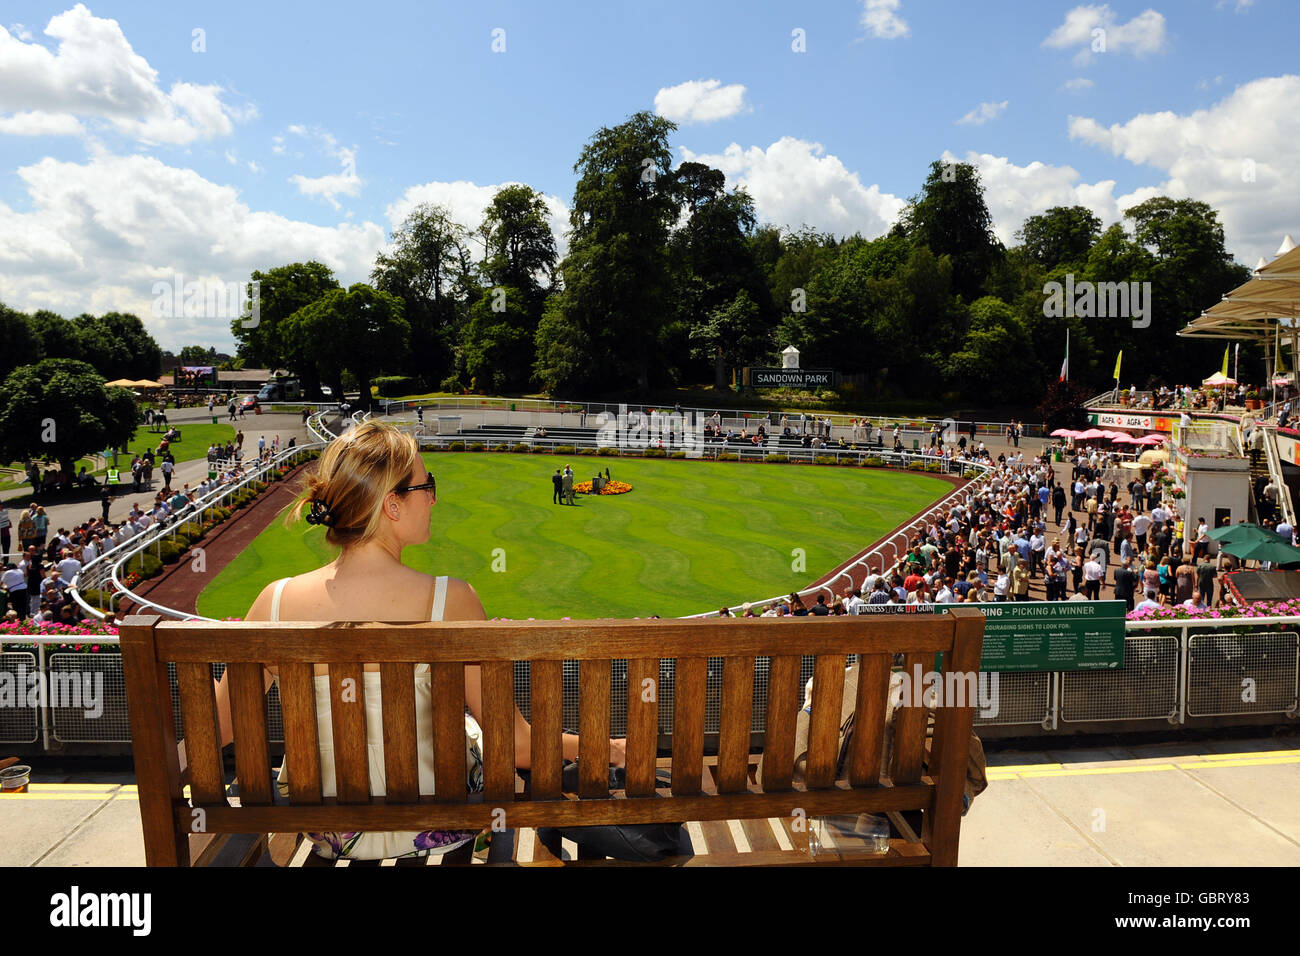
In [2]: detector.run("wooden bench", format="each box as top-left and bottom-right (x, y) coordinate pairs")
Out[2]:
(120, 607), (984, 866)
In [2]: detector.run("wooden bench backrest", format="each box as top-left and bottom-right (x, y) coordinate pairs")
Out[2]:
(120, 608), (985, 866)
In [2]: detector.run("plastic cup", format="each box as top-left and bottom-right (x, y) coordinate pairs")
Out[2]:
(0, 765), (31, 794)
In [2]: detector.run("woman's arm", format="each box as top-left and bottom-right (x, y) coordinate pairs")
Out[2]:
(452, 579), (625, 770)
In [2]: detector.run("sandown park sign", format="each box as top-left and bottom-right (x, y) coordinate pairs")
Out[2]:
(750, 368), (835, 388)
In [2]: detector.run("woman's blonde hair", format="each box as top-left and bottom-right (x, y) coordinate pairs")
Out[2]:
(288, 420), (422, 547)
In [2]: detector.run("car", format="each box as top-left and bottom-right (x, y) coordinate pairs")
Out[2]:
(240, 395), (259, 411)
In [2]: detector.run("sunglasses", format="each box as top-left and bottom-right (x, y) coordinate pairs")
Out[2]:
(395, 470), (436, 496)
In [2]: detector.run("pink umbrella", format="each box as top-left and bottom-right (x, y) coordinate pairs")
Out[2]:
(1134, 434), (1165, 445)
(1076, 428), (1107, 440)
(1050, 428), (1079, 438)
(1100, 430), (1130, 440)
(1110, 434), (1137, 444)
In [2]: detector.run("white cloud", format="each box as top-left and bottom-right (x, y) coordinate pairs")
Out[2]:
(1068, 74), (1300, 264)
(224, 149), (237, 165)
(0, 110), (83, 136)
(384, 180), (571, 261)
(0, 152), (387, 350)
(678, 137), (905, 239)
(247, 160), (261, 173)
(271, 135), (285, 155)
(654, 79), (749, 124)
(957, 100), (1008, 126)
(1063, 77), (1094, 92)
(860, 0), (909, 39)
(288, 128), (361, 209)
(1216, 0), (1253, 10)
(7, 23), (33, 42)
(1043, 5), (1167, 65)
(0, 5), (251, 145)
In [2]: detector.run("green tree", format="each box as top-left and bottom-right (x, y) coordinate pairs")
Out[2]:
(0, 304), (41, 382)
(373, 204), (474, 388)
(689, 290), (770, 389)
(178, 345), (219, 365)
(460, 286), (537, 393)
(943, 297), (1036, 402)
(234, 262), (341, 395)
(0, 359), (137, 477)
(537, 111), (678, 393)
(1016, 206), (1102, 268)
(898, 161), (1005, 301)
(479, 185), (557, 297)
(284, 284), (409, 408)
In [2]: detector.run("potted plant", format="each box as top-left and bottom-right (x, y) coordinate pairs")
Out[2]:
(1120, 388), (1131, 406)
(1245, 388), (1261, 409)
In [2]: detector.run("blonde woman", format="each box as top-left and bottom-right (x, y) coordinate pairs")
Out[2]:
(200, 420), (626, 861)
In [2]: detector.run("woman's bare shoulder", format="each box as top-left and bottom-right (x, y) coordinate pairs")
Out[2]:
(440, 577), (486, 621)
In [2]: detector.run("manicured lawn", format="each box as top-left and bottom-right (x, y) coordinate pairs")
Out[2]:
(197, 453), (950, 620)
(119, 422), (238, 464)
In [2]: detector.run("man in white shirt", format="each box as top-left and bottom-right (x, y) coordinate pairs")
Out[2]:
(934, 579), (956, 604)
(1135, 590), (1161, 612)
(1083, 555), (1103, 600)
(845, 589), (865, 615)
(1150, 502), (1170, 526)
(82, 538), (99, 563)
(56, 551), (81, 581)
(1132, 513), (1152, 550)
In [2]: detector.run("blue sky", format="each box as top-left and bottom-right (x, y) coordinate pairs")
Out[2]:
(1, 1), (1297, 350)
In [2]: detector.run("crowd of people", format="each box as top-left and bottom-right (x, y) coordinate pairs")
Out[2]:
(718, 443), (1250, 617)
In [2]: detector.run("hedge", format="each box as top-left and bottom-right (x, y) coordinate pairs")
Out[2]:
(448, 441), (466, 451)
(578, 448), (597, 455)
(670, 451), (687, 459)
(597, 447), (618, 457)
(814, 455), (838, 465)
(373, 375), (420, 397)
(643, 448), (667, 458)
(124, 552), (163, 579)
(863, 457), (885, 467)
(178, 521), (205, 540)
(511, 444), (531, 453)
(718, 453), (739, 461)
(765, 454), (790, 463)
(492, 444), (510, 452)
(468, 442), (486, 452)
(157, 541), (182, 564)
(553, 445), (577, 454)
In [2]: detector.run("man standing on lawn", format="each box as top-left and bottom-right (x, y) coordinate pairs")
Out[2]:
(552, 468), (563, 504)
(562, 465), (574, 505)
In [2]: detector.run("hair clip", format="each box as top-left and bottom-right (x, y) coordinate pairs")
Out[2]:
(305, 499), (335, 526)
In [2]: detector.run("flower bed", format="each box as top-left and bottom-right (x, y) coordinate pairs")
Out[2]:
(1127, 599), (1300, 622)
(573, 480), (632, 495)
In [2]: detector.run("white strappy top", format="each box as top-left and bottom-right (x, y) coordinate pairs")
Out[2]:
(271, 575), (483, 860)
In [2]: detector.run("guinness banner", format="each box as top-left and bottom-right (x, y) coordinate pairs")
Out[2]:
(751, 367), (834, 388)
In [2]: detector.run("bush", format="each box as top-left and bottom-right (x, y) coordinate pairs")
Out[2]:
(718, 452), (739, 461)
(373, 375), (419, 397)
(670, 451), (687, 459)
(448, 441), (466, 452)
(125, 552), (163, 579)
(492, 443), (510, 452)
(511, 443), (531, 453)
(765, 454), (790, 463)
(863, 457), (885, 467)
(907, 461), (926, 471)
(838, 458), (857, 466)
(597, 447), (618, 456)
(925, 463), (944, 473)
(170, 534), (191, 551)
(814, 455), (837, 465)
(553, 445), (577, 454)
(644, 448), (667, 458)
(963, 469), (979, 479)
(578, 447), (597, 455)
(468, 442), (486, 452)
(158, 541), (182, 564)
(178, 521), (204, 540)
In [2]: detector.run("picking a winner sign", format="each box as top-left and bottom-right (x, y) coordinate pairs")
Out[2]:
(856, 601), (1127, 671)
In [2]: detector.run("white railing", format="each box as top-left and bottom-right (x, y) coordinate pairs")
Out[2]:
(1261, 426), (1298, 529)
(68, 409), (333, 622)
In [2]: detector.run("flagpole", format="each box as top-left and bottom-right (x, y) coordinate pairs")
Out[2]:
(1065, 329), (1069, 382)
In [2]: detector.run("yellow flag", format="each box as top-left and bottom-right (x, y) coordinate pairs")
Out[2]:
(1221, 347), (1229, 377)
(1113, 351), (1122, 381)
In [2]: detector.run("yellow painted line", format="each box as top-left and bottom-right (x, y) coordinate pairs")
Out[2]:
(1018, 764), (1179, 779)
(1179, 756), (1300, 770)
(987, 763), (1064, 773)
(1198, 749), (1300, 761)
(0, 793), (118, 800)
(29, 783), (120, 792)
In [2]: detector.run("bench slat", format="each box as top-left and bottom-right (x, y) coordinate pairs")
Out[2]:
(760, 655), (802, 791)
(578, 659), (611, 798)
(278, 663), (322, 804)
(805, 654), (847, 789)
(891, 652), (928, 786)
(848, 654), (890, 788)
(176, 662), (225, 805)
(328, 664), (370, 804)
(227, 663), (271, 806)
(180, 783), (935, 833)
(480, 661), (516, 803)
(430, 663), (467, 802)
(379, 663), (419, 803)
(624, 659), (658, 797)
(529, 660), (563, 799)
(155, 617), (958, 663)
(671, 657), (706, 795)
(715, 656), (754, 794)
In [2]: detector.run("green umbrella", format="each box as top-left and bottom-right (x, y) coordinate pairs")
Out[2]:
(1220, 537), (1300, 565)
(1206, 522), (1274, 543)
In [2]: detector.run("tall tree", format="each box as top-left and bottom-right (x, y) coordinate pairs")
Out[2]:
(372, 203), (474, 388)
(898, 161), (1004, 301)
(284, 284), (409, 408)
(536, 111), (678, 393)
(479, 185), (558, 298)
(0, 359), (137, 477)
(233, 261), (341, 396)
(1016, 206), (1102, 268)
(0, 304), (41, 382)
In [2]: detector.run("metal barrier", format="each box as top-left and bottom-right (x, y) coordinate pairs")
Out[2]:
(974, 671), (1053, 729)
(0, 650), (40, 744)
(1186, 630), (1299, 717)
(1060, 634), (1181, 723)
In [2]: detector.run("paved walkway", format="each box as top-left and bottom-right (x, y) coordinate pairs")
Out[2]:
(3, 406), (315, 563)
(6, 732), (1296, 866)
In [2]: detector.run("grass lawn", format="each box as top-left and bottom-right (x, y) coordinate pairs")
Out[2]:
(119, 422), (238, 464)
(197, 453), (949, 621)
